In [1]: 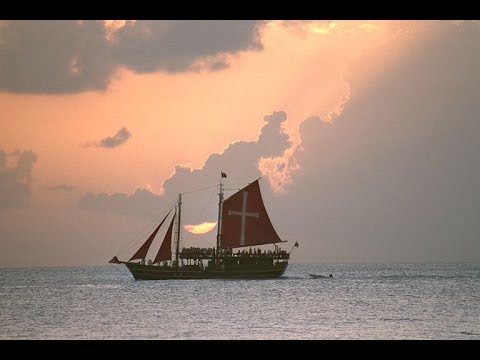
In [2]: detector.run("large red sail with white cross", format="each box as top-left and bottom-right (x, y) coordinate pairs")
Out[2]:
(221, 179), (283, 248)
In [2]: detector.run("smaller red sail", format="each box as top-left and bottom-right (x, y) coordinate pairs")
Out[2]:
(153, 213), (175, 263)
(129, 210), (171, 262)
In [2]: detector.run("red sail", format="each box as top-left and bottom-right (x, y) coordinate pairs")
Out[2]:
(221, 179), (283, 248)
(153, 213), (175, 263)
(129, 210), (171, 262)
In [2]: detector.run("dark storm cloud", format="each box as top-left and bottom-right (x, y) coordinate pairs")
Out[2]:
(84, 127), (132, 149)
(0, 20), (264, 94)
(284, 21), (480, 262)
(77, 111), (290, 218)
(42, 184), (75, 192)
(0, 149), (37, 209)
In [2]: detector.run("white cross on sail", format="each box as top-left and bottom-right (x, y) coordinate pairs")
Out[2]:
(228, 191), (259, 246)
(221, 179), (283, 249)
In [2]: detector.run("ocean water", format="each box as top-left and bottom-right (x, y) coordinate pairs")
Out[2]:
(0, 263), (479, 339)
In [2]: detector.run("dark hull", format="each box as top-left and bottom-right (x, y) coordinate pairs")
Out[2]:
(124, 262), (288, 280)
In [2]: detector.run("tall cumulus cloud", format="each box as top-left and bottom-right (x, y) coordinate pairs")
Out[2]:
(284, 21), (480, 262)
(77, 111), (290, 219)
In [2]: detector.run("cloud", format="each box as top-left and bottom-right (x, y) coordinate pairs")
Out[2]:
(113, 20), (263, 74)
(77, 110), (291, 221)
(0, 20), (264, 94)
(42, 184), (75, 192)
(7, 149), (20, 156)
(84, 127), (132, 148)
(0, 149), (37, 209)
(281, 21), (480, 262)
(160, 110), (290, 200)
(99, 127), (131, 148)
(0, 21), (113, 94)
(78, 188), (163, 218)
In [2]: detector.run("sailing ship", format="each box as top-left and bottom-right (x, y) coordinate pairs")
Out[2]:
(109, 174), (298, 280)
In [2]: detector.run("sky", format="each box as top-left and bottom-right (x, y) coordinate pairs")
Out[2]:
(1, 20), (479, 267)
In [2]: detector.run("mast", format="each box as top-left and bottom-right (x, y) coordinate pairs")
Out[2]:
(216, 171), (225, 255)
(175, 193), (182, 266)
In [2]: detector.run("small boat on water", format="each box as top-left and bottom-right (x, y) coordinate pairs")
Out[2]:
(308, 273), (333, 279)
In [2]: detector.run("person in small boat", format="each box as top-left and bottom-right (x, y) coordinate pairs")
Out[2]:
(329, 274), (333, 278)
(109, 256), (120, 264)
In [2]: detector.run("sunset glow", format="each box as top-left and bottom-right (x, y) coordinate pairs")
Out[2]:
(1, 20), (479, 267)
(184, 222), (217, 235)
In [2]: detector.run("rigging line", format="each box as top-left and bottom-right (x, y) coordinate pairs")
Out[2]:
(115, 197), (178, 259)
(181, 184), (218, 195)
(182, 183), (218, 248)
(117, 216), (158, 258)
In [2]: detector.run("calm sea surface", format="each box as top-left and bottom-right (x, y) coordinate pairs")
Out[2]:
(1, 263), (479, 339)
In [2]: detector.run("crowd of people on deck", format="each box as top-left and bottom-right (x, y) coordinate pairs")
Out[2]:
(137, 246), (289, 266)
(179, 246), (289, 259)
(181, 247), (216, 257)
